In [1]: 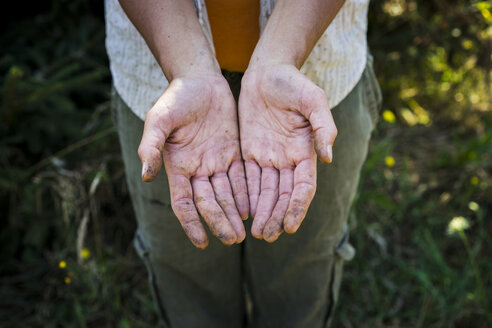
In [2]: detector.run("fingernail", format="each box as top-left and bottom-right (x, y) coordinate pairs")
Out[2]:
(141, 163), (147, 178)
(326, 145), (333, 163)
(141, 162), (152, 181)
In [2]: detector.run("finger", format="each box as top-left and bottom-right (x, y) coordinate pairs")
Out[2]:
(228, 160), (250, 220)
(138, 109), (172, 182)
(263, 168), (294, 242)
(211, 172), (246, 243)
(245, 160), (261, 217)
(251, 167), (279, 239)
(284, 158), (316, 234)
(191, 176), (237, 245)
(300, 85), (338, 163)
(168, 174), (209, 249)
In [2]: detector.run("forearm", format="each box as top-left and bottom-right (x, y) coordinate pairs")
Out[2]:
(249, 0), (345, 69)
(119, 0), (220, 80)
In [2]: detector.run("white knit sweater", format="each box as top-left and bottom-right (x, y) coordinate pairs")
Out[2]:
(105, 0), (369, 121)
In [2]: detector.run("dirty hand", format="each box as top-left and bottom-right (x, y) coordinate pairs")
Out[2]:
(138, 74), (249, 249)
(239, 64), (337, 242)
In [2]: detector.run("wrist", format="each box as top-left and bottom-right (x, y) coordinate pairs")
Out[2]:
(243, 58), (297, 85)
(247, 41), (301, 72)
(164, 73), (232, 111)
(163, 51), (222, 81)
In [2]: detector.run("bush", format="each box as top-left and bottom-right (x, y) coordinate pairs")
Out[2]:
(1, 0), (490, 326)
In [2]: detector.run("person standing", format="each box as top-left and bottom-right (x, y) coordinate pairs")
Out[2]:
(105, 0), (382, 326)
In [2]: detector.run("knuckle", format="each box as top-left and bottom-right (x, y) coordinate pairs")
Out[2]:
(146, 106), (167, 122)
(144, 108), (159, 124)
(229, 175), (246, 188)
(230, 177), (247, 191)
(307, 183), (316, 195)
(137, 146), (144, 160)
(312, 85), (327, 102)
(297, 181), (316, 195)
(261, 186), (277, 194)
(278, 190), (292, 199)
(332, 126), (338, 139)
(212, 172), (228, 179)
(216, 196), (233, 208)
(310, 86), (330, 113)
(193, 195), (212, 205)
(290, 197), (307, 209)
(303, 85), (325, 105)
(172, 197), (195, 215)
(234, 190), (250, 202)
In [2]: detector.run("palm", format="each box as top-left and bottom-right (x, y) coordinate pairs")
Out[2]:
(239, 64), (337, 242)
(240, 76), (315, 170)
(162, 79), (238, 177)
(139, 74), (249, 248)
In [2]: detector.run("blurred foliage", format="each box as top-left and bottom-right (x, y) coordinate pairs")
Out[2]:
(0, 1), (111, 259)
(333, 1), (492, 326)
(369, 0), (491, 125)
(0, 0), (491, 327)
(0, 0), (152, 326)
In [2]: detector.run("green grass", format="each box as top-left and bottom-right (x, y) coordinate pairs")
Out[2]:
(334, 119), (492, 327)
(1, 0), (491, 327)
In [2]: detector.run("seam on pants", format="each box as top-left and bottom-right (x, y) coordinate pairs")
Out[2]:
(134, 231), (171, 327)
(323, 262), (337, 325)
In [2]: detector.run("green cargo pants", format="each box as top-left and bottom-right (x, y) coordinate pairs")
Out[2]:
(111, 54), (382, 328)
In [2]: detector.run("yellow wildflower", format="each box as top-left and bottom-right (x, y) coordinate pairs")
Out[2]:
(470, 176), (479, 185)
(462, 39), (473, 50)
(477, 2), (492, 22)
(382, 110), (396, 123)
(385, 156), (396, 167)
(64, 277), (71, 284)
(447, 216), (470, 235)
(58, 261), (67, 269)
(81, 248), (91, 260)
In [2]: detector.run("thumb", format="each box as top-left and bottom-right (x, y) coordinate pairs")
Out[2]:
(300, 86), (338, 163)
(137, 109), (172, 182)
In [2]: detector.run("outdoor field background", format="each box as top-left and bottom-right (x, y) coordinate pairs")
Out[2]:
(1, 0), (491, 326)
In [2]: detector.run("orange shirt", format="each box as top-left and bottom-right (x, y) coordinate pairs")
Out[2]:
(205, 0), (260, 72)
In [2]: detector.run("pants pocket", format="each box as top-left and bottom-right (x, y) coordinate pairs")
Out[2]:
(363, 53), (383, 130)
(324, 226), (355, 327)
(134, 230), (170, 327)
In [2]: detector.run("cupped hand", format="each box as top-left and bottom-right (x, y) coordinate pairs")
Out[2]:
(138, 74), (249, 249)
(239, 64), (337, 242)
